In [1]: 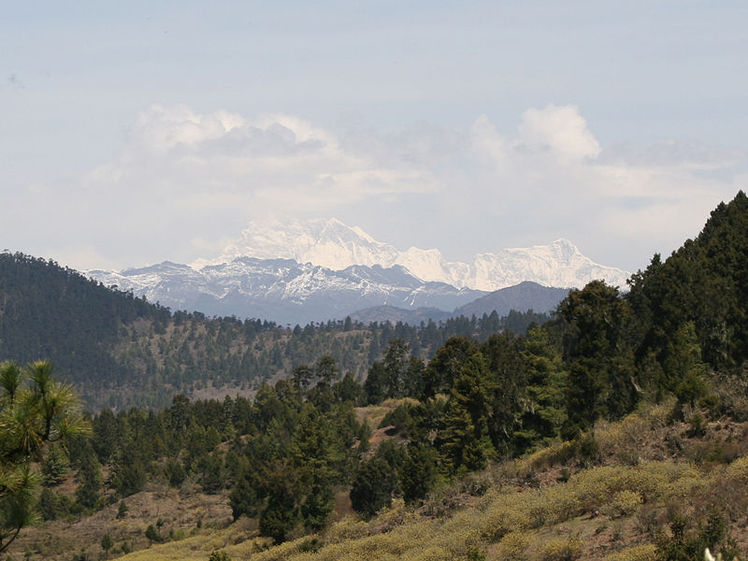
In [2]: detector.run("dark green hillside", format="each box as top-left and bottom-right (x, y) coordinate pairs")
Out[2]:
(628, 190), (748, 370)
(0, 253), (168, 385)
(0, 252), (539, 410)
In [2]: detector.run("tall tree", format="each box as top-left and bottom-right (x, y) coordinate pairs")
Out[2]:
(559, 281), (638, 435)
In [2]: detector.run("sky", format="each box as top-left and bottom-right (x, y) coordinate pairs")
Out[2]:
(2, 1), (747, 273)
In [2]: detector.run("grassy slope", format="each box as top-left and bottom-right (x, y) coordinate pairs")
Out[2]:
(18, 399), (742, 561)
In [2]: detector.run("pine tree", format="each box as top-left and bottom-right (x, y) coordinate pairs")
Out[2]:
(439, 352), (494, 472)
(258, 466), (300, 543)
(75, 445), (102, 509)
(41, 443), (69, 487)
(399, 444), (438, 504)
(349, 457), (395, 518)
(512, 326), (566, 452)
(38, 488), (58, 521)
(101, 533), (113, 557)
(0, 360), (88, 553)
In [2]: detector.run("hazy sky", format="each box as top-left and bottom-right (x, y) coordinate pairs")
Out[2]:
(2, 1), (746, 273)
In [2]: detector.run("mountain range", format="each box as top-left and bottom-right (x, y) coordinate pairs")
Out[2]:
(196, 218), (629, 291)
(88, 218), (629, 324)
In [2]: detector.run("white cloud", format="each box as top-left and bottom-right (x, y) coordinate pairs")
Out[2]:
(132, 105), (247, 152)
(9, 103), (741, 272)
(460, 105), (739, 268)
(517, 105), (601, 163)
(89, 105), (438, 209)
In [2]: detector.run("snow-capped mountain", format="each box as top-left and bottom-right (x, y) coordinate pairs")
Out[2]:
(89, 258), (485, 325)
(88, 218), (629, 324)
(196, 218), (629, 291)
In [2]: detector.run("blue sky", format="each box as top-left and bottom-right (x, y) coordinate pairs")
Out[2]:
(2, 1), (746, 272)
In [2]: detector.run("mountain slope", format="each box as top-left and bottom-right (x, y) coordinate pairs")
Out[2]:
(90, 258), (485, 325)
(454, 281), (570, 318)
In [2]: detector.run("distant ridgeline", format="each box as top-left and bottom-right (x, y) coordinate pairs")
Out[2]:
(0, 252), (548, 410)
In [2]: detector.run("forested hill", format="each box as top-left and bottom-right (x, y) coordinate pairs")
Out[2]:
(0, 252), (545, 410)
(627, 190), (748, 370)
(0, 253), (168, 384)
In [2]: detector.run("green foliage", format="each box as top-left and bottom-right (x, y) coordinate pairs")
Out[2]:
(601, 490), (643, 518)
(399, 444), (438, 504)
(38, 488), (58, 521)
(117, 500), (128, 519)
(467, 546), (487, 561)
(560, 281), (638, 436)
(100, 533), (113, 553)
(165, 458), (186, 488)
(438, 346), (495, 473)
(364, 362), (387, 405)
(513, 326), (566, 452)
(350, 457), (397, 518)
(145, 523), (164, 543)
(229, 468), (265, 520)
(110, 458), (146, 497)
(75, 445), (102, 509)
(0, 360), (88, 553)
(41, 443), (69, 486)
(259, 469), (300, 544)
(208, 551), (232, 561)
(378, 404), (412, 432)
(542, 535), (583, 561)
(301, 483), (334, 532)
(197, 453), (225, 494)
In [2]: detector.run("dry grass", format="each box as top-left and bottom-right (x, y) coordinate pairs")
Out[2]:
(11, 486), (232, 561)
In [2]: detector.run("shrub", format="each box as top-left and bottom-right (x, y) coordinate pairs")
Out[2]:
(379, 404), (411, 432)
(495, 531), (530, 561)
(602, 544), (657, 561)
(602, 490), (643, 519)
(686, 413), (707, 438)
(117, 500), (128, 519)
(579, 434), (601, 466)
(165, 459), (186, 488)
(145, 524), (164, 543)
(467, 546), (486, 561)
(541, 535), (583, 561)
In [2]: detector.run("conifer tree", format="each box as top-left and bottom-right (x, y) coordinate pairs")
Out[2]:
(41, 443), (69, 486)
(75, 444), (102, 509)
(0, 360), (88, 553)
(349, 457), (396, 518)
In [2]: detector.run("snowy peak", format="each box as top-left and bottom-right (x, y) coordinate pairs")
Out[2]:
(196, 217), (399, 271)
(87, 220), (629, 324)
(200, 218), (629, 290)
(89, 258), (484, 325)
